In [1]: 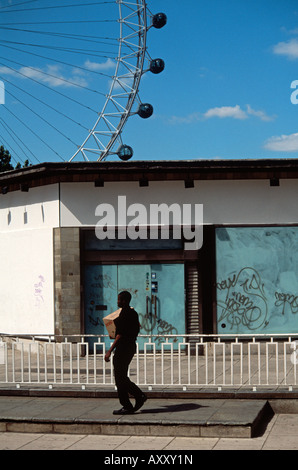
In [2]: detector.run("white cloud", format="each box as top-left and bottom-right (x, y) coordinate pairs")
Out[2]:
(0, 64), (88, 88)
(273, 38), (298, 59)
(246, 105), (275, 122)
(203, 104), (274, 121)
(84, 58), (115, 71)
(26, 65), (89, 87)
(203, 105), (248, 120)
(264, 133), (298, 152)
(0, 66), (18, 76)
(167, 105), (274, 125)
(168, 112), (201, 124)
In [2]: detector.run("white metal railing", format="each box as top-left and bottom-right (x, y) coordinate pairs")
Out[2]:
(1, 333), (298, 390)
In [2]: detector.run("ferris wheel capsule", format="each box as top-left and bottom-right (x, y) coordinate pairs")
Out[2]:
(152, 12), (167, 29)
(150, 58), (165, 74)
(137, 103), (154, 119)
(117, 144), (134, 161)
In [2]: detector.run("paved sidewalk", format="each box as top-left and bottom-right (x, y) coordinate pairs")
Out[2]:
(0, 395), (271, 438)
(1, 392), (298, 450)
(0, 414), (298, 450)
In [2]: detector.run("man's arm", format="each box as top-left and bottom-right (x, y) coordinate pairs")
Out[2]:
(104, 334), (122, 362)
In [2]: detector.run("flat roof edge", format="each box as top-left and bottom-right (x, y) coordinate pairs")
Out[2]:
(1, 158), (298, 190)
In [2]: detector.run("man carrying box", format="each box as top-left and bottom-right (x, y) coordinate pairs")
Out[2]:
(104, 291), (147, 415)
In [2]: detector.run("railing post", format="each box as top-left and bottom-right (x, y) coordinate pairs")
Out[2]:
(0, 339), (5, 366)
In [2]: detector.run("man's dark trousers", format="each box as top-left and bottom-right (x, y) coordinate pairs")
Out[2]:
(113, 342), (143, 409)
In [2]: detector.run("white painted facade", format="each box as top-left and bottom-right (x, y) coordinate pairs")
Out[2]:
(60, 179), (298, 226)
(1, 172), (298, 335)
(0, 184), (59, 334)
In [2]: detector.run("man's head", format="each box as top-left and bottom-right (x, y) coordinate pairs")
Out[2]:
(117, 290), (132, 308)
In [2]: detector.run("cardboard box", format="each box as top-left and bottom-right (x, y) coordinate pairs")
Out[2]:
(103, 308), (121, 339)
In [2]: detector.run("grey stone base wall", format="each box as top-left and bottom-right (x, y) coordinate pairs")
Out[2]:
(54, 228), (81, 336)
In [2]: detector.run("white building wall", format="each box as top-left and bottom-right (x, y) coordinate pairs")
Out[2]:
(59, 179), (298, 227)
(1, 177), (298, 335)
(0, 184), (59, 334)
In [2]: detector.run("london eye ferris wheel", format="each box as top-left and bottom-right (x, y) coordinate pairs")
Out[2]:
(0, 0), (166, 165)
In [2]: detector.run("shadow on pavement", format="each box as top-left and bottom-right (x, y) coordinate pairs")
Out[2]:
(139, 403), (206, 414)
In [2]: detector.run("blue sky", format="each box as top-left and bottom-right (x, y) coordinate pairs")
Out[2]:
(1, 0), (298, 165)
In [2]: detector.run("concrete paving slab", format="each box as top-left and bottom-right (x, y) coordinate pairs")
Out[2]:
(116, 436), (174, 451)
(266, 413), (298, 436)
(0, 432), (42, 450)
(0, 395), (272, 438)
(66, 434), (130, 450)
(0, 397), (68, 420)
(0, 410), (297, 450)
(213, 436), (265, 450)
(0, 397), (38, 415)
(17, 433), (86, 451)
(164, 436), (219, 450)
(261, 416), (298, 450)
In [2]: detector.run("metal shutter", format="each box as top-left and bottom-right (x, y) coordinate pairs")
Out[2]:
(186, 262), (200, 334)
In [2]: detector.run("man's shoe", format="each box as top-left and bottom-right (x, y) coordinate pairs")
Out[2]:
(113, 407), (134, 415)
(134, 394), (147, 412)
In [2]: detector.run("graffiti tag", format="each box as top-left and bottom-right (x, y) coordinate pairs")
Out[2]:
(216, 267), (268, 331)
(275, 292), (298, 315)
(139, 311), (178, 345)
(34, 275), (45, 307)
